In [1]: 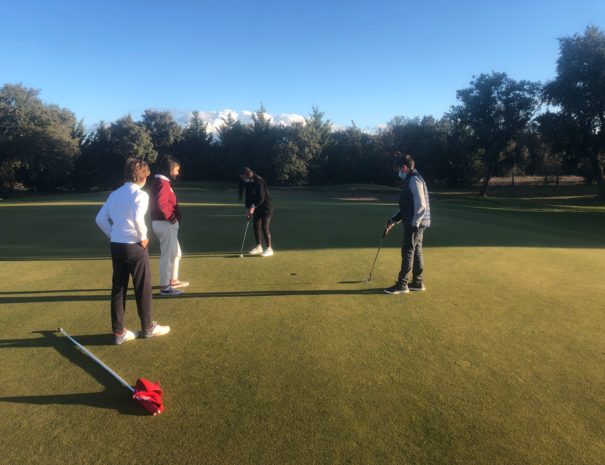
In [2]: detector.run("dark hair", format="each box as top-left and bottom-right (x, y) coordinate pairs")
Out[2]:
(124, 158), (150, 183)
(238, 167), (253, 201)
(239, 166), (253, 177)
(157, 155), (181, 178)
(393, 153), (415, 170)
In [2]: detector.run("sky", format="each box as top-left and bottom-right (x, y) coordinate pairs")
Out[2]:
(1, 0), (604, 132)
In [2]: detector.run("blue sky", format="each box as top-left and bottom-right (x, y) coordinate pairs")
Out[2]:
(1, 0), (603, 132)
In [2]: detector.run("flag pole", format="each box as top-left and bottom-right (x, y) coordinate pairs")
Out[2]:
(58, 328), (135, 392)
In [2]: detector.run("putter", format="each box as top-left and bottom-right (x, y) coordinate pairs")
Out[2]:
(239, 218), (250, 257)
(364, 227), (389, 283)
(58, 328), (165, 415)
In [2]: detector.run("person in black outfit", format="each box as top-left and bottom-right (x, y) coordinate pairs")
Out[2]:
(239, 167), (274, 256)
(384, 153), (431, 294)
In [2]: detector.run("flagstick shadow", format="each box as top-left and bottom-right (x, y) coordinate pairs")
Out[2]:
(0, 331), (146, 416)
(0, 392), (141, 413)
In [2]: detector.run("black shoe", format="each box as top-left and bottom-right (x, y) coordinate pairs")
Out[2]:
(409, 281), (426, 292)
(384, 282), (409, 294)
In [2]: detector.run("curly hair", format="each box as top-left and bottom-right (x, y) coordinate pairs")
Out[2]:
(124, 158), (151, 183)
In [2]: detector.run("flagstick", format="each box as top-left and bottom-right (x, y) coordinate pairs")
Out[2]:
(58, 328), (135, 392)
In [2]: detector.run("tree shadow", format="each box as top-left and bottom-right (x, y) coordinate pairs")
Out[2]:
(0, 330), (146, 415)
(2, 187), (604, 261)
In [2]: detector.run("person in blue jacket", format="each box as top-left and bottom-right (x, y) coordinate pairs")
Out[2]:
(384, 153), (431, 294)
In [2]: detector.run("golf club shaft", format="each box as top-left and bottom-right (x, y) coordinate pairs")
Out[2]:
(367, 237), (384, 280)
(58, 328), (135, 392)
(239, 219), (250, 255)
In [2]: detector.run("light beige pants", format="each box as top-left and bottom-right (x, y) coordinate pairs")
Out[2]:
(152, 220), (181, 288)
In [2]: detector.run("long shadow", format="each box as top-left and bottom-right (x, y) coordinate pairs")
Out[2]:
(0, 288), (109, 295)
(0, 330), (145, 415)
(0, 331), (114, 348)
(0, 288), (384, 305)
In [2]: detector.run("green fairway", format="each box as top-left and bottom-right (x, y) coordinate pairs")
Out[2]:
(1, 185), (604, 465)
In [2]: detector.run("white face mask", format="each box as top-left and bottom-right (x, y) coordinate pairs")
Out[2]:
(398, 170), (408, 181)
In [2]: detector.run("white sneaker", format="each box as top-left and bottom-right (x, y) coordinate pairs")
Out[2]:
(262, 248), (274, 257)
(249, 245), (263, 255)
(114, 329), (137, 345)
(159, 287), (183, 297)
(142, 322), (170, 338)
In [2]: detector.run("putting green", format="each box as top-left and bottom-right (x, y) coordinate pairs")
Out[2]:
(0, 185), (603, 465)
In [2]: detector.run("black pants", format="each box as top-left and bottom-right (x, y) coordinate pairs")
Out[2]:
(110, 242), (153, 333)
(397, 226), (425, 285)
(253, 207), (273, 248)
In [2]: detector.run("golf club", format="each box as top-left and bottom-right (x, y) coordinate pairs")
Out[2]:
(239, 218), (250, 257)
(364, 227), (390, 283)
(58, 328), (165, 415)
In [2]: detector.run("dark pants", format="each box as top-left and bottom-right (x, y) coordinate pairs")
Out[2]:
(253, 207), (273, 248)
(397, 226), (425, 285)
(110, 242), (153, 333)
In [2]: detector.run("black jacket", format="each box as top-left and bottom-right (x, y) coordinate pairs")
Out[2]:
(242, 175), (272, 210)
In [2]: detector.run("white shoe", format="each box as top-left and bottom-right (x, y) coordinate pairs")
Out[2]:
(142, 322), (170, 338)
(262, 248), (274, 257)
(114, 329), (137, 345)
(249, 245), (263, 255)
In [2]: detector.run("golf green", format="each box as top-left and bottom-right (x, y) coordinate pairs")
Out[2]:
(1, 185), (603, 465)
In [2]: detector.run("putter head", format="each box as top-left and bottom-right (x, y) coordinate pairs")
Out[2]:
(239, 254), (244, 258)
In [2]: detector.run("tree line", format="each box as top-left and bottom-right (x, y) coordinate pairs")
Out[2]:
(1, 26), (604, 198)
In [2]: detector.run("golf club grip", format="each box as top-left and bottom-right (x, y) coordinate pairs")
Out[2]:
(58, 328), (135, 392)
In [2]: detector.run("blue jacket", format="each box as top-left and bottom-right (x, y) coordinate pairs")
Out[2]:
(390, 170), (431, 228)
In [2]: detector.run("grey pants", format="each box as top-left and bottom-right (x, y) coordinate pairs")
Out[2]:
(397, 226), (425, 285)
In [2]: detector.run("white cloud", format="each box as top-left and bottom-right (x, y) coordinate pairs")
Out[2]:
(273, 113), (306, 126)
(86, 108), (379, 135)
(179, 109), (308, 134)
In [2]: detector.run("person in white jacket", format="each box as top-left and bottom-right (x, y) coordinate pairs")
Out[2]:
(96, 158), (170, 344)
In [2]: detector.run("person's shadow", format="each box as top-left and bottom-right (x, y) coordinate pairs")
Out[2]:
(0, 330), (147, 415)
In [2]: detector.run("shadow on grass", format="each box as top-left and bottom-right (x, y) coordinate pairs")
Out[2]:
(0, 330), (146, 416)
(0, 288), (109, 295)
(0, 287), (385, 305)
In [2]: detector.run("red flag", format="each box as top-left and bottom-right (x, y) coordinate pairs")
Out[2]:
(133, 378), (164, 415)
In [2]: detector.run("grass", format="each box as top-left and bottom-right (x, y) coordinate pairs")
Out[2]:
(0, 185), (604, 465)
